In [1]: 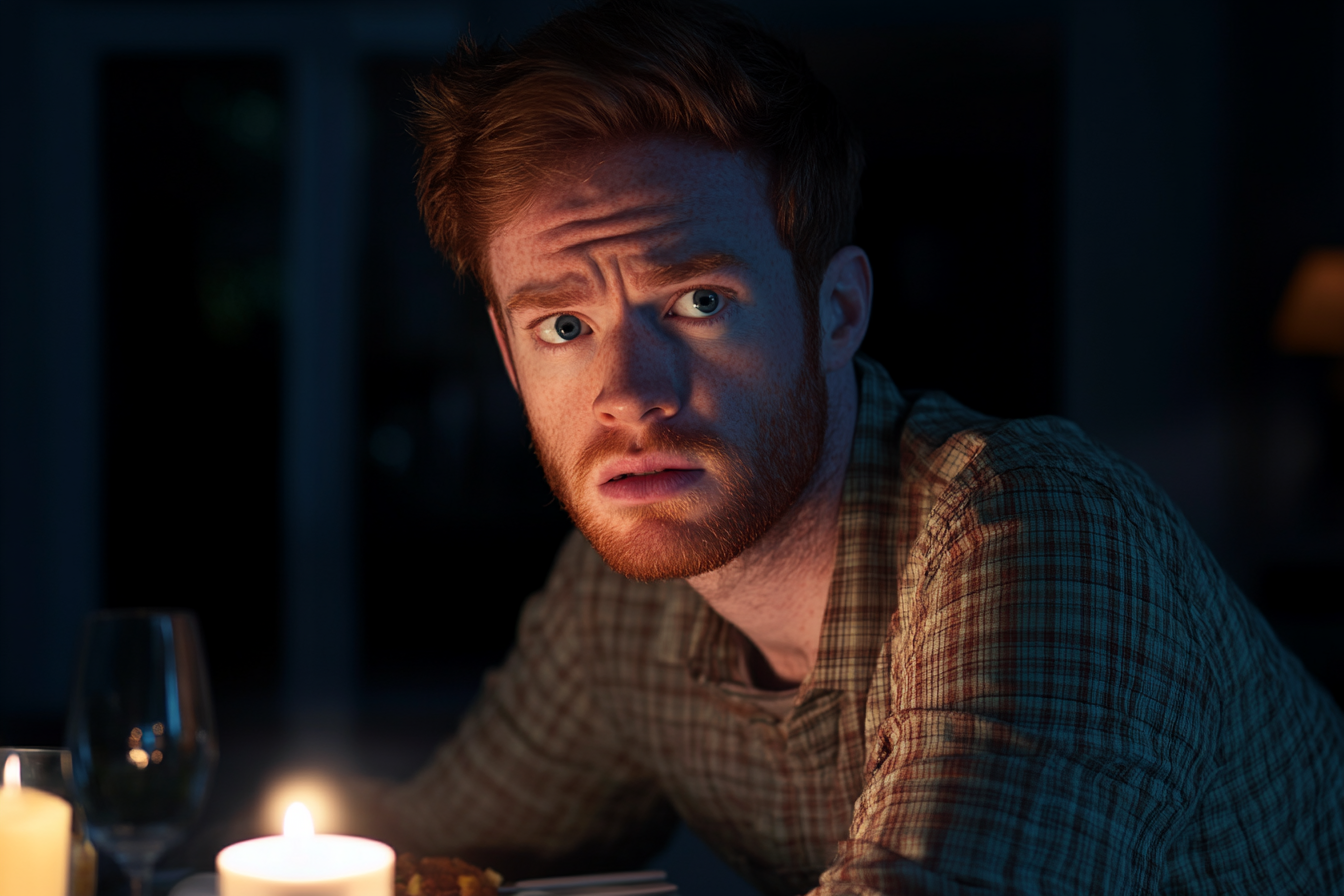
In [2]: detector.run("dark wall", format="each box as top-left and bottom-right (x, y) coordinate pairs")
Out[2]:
(100, 57), (286, 701)
(1221, 0), (1344, 692)
(809, 24), (1060, 418)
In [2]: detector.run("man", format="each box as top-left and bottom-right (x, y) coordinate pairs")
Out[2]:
(350, 1), (1344, 892)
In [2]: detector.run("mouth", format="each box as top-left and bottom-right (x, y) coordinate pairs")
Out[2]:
(594, 464), (707, 505)
(607, 468), (673, 482)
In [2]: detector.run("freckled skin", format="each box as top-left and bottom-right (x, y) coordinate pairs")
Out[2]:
(488, 136), (873, 684)
(489, 139), (804, 486)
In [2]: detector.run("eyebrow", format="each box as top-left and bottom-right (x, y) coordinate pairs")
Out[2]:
(634, 251), (746, 290)
(504, 251), (746, 317)
(504, 283), (590, 316)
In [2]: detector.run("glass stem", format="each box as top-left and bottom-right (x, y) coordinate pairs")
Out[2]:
(127, 860), (156, 896)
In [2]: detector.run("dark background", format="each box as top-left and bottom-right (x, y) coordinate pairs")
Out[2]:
(2, 0), (1342, 893)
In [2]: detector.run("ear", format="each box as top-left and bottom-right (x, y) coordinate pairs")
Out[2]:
(489, 303), (521, 394)
(817, 245), (873, 374)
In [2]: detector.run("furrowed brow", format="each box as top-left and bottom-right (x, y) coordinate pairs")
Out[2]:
(504, 285), (589, 317)
(503, 252), (745, 317)
(637, 252), (746, 290)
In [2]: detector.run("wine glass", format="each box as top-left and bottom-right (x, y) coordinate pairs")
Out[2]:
(66, 610), (218, 896)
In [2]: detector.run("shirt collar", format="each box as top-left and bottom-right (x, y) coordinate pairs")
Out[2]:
(658, 355), (909, 697)
(804, 354), (908, 695)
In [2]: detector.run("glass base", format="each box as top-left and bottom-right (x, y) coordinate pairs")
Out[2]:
(90, 824), (181, 896)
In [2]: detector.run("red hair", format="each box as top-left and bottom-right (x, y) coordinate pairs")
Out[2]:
(412, 0), (864, 313)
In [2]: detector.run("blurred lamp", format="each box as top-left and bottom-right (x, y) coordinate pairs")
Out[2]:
(1274, 249), (1344, 355)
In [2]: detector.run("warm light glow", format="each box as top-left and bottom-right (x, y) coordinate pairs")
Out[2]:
(1275, 248), (1344, 355)
(2, 754), (19, 789)
(283, 802), (315, 839)
(127, 749), (150, 769)
(262, 774), (344, 835)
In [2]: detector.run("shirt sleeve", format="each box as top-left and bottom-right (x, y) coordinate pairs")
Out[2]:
(346, 530), (677, 878)
(811, 463), (1221, 895)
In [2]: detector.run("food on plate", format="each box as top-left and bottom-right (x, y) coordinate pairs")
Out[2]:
(395, 853), (504, 896)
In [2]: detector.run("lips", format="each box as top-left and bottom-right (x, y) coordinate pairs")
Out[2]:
(597, 468), (705, 503)
(591, 452), (707, 505)
(579, 429), (729, 507)
(593, 451), (703, 488)
(608, 468), (669, 482)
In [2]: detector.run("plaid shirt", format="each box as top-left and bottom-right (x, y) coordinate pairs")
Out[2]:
(373, 355), (1344, 894)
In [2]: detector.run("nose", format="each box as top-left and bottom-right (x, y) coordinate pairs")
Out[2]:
(591, 317), (683, 426)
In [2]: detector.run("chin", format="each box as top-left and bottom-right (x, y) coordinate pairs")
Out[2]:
(578, 509), (767, 582)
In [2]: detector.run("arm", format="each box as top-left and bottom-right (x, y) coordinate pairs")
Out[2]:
(346, 531), (676, 877)
(813, 465), (1219, 894)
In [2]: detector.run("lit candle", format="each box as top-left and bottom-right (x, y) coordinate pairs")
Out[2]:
(0, 753), (73, 896)
(217, 802), (394, 896)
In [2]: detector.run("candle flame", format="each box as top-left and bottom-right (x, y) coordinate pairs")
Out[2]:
(263, 775), (343, 835)
(283, 801), (315, 838)
(2, 754), (19, 789)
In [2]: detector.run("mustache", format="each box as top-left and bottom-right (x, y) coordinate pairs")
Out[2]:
(573, 424), (731, 480)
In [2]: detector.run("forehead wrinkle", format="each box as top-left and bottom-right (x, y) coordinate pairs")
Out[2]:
(584, 252), (613, 300)
(538, 204), (691, 254)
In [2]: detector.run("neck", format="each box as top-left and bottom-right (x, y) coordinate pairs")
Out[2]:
(686, 361), (859, 688)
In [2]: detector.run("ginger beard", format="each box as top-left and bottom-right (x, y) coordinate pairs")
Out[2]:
(527, 347), (829, 582)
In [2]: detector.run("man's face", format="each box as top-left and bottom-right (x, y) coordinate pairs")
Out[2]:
(487, 137), (827, 581)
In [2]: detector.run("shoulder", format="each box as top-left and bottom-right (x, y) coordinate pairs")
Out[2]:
(898, 389), (1117, 492)
(886, 392), (1234, 711)
(879, 396), (1228, 751)
(895, 390), (1194, 561)
(851, 356), (1175, 534)
(846, 357), (1218, 645)
(876, 387), (1226, 659)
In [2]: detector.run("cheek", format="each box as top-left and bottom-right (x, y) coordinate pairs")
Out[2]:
(684, 350), (787, 432)
(518, 375), (586, 451)
(693, 290), (809, 402)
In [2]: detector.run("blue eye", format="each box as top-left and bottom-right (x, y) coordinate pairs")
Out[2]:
(555, 315), (581, 339)
(672, 288), (724, 318)
(539, 313), (586, 344)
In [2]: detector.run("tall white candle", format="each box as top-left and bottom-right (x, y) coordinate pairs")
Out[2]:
(218, 803), (394, 896)
(0, 753), (72, 896)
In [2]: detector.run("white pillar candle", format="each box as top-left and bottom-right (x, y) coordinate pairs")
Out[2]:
(218, 803), (394, 896)
(0, 753), (73, 896)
